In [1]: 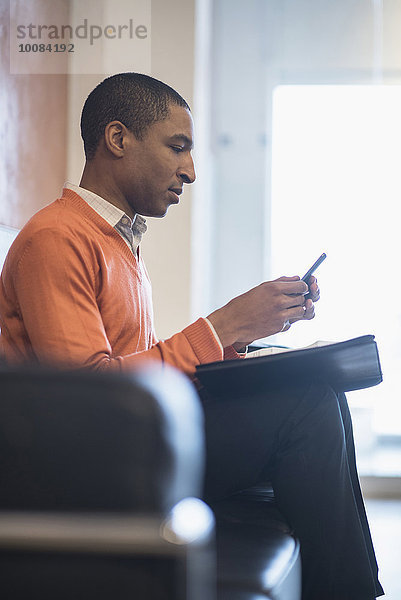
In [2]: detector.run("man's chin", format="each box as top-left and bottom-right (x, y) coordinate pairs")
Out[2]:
(142, 204), (171, 219)
(135, 194), (178, 218)
(154, 196), (179, 218)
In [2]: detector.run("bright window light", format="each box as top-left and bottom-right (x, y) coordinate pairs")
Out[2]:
(271, 85), (401, 435)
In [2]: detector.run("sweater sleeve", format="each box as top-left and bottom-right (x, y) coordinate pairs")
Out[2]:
(125, 317), (225, 375)
(10, 228), (223, 375)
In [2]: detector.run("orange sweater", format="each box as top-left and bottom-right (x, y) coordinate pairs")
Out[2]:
(0, 189), (237, 374)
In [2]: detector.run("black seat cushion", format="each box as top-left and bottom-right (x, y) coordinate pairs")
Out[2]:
(212, 486), (301, 600)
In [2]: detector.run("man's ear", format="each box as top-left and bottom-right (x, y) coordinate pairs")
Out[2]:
(104, 121), (130, 158)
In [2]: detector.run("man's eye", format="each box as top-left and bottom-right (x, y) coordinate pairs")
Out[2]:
(171, 146), (184, 153)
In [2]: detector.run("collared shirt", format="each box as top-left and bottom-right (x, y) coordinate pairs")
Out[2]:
(64, 182), (147, 255)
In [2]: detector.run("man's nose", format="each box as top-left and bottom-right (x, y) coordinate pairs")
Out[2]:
(178, 154), (196, 184)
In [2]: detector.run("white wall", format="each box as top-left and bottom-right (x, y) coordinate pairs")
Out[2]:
(209, 0), (401, 312)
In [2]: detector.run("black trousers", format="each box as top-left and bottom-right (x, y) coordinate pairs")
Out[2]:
(200, 381), (384, 600)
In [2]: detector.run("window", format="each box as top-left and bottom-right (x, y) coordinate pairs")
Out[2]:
(271, 85), (401, 435)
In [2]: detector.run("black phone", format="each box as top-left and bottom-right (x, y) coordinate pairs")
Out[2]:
(302, 253), (327, 283)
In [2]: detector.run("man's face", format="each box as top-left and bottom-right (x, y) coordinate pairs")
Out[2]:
(118, 104), (196, 218)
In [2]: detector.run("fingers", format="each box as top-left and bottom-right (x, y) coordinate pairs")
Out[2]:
(305, 275), (320, 302)
(283, 293), (306, 309)
(275, 275), (301, 282)
(286, 304), (308, 323)
(272, 278), (309, 296)
(275, 274), (320, 302)
(272, 276), (317, 322)
(303, 298), (315, 320)
(287, 298), (315, 325)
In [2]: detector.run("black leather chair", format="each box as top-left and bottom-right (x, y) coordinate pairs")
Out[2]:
(0, 363), (301, 599)
(0, 364), (215, 599)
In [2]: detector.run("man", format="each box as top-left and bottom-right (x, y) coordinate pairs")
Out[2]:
(0, 73), (383, 599)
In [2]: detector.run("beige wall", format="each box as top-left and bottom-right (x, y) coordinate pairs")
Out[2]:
(66, 0), (198, 340)
(0, 0), (68, 229)
(142, 0), (196, 339)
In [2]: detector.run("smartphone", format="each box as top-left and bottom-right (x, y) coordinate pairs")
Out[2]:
(302, 252), (327, 284)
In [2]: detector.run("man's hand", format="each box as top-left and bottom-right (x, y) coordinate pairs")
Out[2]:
(208, 275), (320, 349)
(281, 274), (319, 332)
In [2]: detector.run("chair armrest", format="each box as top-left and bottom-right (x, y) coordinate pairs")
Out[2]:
(0, 499), (216, 600)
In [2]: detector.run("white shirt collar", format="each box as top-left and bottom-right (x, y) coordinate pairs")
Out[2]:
(64, 182), (147, 254)
(64, 182), (126, 228)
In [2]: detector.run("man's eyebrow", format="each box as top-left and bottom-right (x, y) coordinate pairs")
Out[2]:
(169, 134), (194, 149)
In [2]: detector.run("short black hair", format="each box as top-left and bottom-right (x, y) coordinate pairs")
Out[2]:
(80, 72), (190, 160)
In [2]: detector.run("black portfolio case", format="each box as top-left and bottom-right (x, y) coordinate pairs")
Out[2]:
(196, 335), (383, 399)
